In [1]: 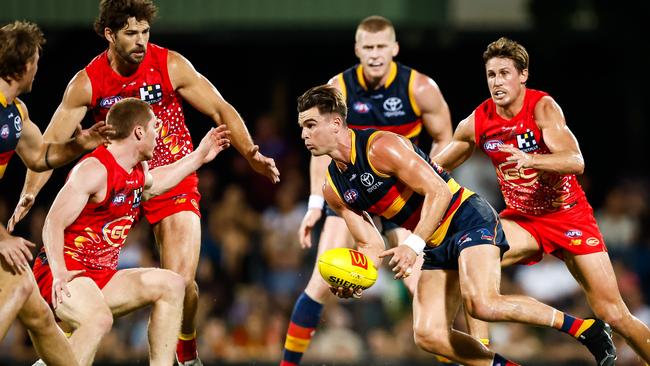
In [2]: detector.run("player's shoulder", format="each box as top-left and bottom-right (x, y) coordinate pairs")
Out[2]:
(13, 97), (29, 117)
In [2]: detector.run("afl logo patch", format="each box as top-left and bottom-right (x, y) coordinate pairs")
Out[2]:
(360, 173), (374, 187)
(586, 237), (600, 246)
(112, 193), (127, 206)
(1, 124), (9, 139)
(343, 189), (359, 204)
(565, 229), (583, 238)
(353, 102), (371, 114)
(100, 96), (123, 109)
(483, 139), (503, 152)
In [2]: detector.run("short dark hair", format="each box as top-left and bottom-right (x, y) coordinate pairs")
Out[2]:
(106, 98), (154, 140)
(483, 37), (529, 73)
(94, 0), (158, 38)
(297, 85), (348, 122)
(0, 21), (45, 82)
(356, 15), (395, 41)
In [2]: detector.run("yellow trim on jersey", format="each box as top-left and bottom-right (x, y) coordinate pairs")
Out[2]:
(381, 188), (414, 219)
(337, 73), (347, 100)
(356, 62), (398, 90)
(404, 124), (423, 140)
(285, 334), (311, 353)
(0, 163), (7, 179)
(426, 183), (474, 246)
(408, 70), (422, 116)
(366, 131), (390, 178)
(349, 129), (357, 164)
(326, 169), (343, 202)
(0, 91), (7, 107)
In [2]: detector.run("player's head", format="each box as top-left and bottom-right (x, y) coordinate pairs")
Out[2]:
(106, 98), (157, 159)
(483, 37), (529, 107)
(0, 21), (45, 93)
(297, 85), (348, 156)
(354, 15), (399, 85)
(95, 0), (158, 65)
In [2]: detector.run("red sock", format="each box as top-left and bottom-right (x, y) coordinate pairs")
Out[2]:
(176, 332), (198, 363)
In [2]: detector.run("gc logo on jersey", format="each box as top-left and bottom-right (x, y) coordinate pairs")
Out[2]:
(383, 97), (405, 117)
(139, 84), (163, 104)
(516, 130), (539, 153)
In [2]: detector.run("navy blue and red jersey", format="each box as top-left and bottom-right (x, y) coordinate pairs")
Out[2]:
(0, 92), (25, 179)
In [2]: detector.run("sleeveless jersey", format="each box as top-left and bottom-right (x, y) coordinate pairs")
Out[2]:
(338, 62), (423, 141)
(0, 92), (24, 179)
(326, 129), (474, 246)
(62, 145), (145, 270)
(474, 88), (586, 215)
(85, 44), (195, 172)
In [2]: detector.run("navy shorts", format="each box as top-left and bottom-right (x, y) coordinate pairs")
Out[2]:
(325, 203), (401, 233)
(422, 194), (510, 270)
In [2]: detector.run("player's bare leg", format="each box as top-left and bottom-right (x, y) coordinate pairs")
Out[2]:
(102, 268), (186, 365)
(499, 219), (541, 266)
(54, 277), (115, 366)
(460, 245), (616, 365)
(565, 251), (650, 362)
(153, 211), (201, 363)
(413, 269), (503, 366)
(0, 260), (32, 338)
(17, 277), (79, 366)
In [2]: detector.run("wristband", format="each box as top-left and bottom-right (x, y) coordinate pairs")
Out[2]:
(403, 234), (426, 255)
(307, 194), (325, 210)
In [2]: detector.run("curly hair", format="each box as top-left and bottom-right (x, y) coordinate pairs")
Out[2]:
(0, 21), (45, 82)
(483, 37), (529, 73)
(297, 85), (348, 122)
(94, 0), (158, 38)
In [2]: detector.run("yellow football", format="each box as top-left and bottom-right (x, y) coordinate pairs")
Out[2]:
(318, 248), (378, 291)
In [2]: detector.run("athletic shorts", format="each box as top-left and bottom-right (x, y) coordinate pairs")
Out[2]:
(142, 173), (201, 225)
(422, 194), (510, 270)
(500, 198), (607, 264)
(32, 253), (117, 308)
(325, 203), (401, 233)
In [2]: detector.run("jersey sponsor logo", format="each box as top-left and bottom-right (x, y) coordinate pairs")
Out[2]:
(586, 237), (600, 246)
(353, 101), (371, 114)
(349, 249), (368, 270)
(370, 94), (383, 99)
(497, 161), (538, 186)
(132, 186), (143, 208)
(383, 97), (405, 117)
(570, 239), (582, 246)
(516, 130), (539, 152)
(349, 173), (357, 181)
(13, 114), (22, 133)
(139, 84), (163, 104)
(483, 139), (503, 152)
(112, 193), (127, 206)
(565, 229), (583, 238)
(102, 216), (134, 247)
(100, 96), (123, 109)
(343, 189), (359, 204)
(360, 173), (375, 187)
(0, 124), (8, 139)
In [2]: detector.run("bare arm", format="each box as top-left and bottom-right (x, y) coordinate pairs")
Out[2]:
(499, 96), (584, 174)
(9, 71), (92, 231)
(144, 126), (230, 200)
(432, 113), (477, 171)
(411, 72), (453, 158)
(0, 223), (35, 274)
(168, 51), (279, 183)
(43, 158), (105, 307)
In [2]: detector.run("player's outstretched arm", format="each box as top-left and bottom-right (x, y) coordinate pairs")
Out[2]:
(432, 113), (477, 172)
(297, 154), (331, 248)
(144, 125), (230, 200)
(169, 51), (279, 183)
(9, 71), (93, 232)
(411, 72), (453, 158)
(43, 159), (104, 308)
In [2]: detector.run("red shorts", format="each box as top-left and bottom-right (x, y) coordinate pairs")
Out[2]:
(142, 173), (201, 225)
(500, 198), (607, 265)
(32, 256), (117, 308)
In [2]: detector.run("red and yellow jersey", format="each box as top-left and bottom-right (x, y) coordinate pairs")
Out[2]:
(0, 91), (25, 179)
(62, 145), (145, 270)
(474, 88), (586, 215)
(85, 44), (195, 171)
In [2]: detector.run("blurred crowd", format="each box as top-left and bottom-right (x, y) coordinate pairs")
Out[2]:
(1, 114), (649, 366)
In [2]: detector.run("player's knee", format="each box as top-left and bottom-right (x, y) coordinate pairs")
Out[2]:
(89, 306), (114, 336)
(13, 272), (35, 301)
(20, 299), (55, 331)
(591, 301), (631, 331)
(463, 295), (499, 322)
(164, 272), (187, 299)
(413, 326), (448, 354)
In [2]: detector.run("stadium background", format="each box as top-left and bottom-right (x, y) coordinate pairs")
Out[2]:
(1, 0), (649, 365)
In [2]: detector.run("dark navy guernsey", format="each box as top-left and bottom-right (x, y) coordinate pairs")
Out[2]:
(0, 92), (25, 179)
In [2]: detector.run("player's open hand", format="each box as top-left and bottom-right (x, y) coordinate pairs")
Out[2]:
(51, 269), (85, 309)
(498, 144), (533, 170)
(329, 286), (363, 299)
(73, 121), (115, 150)
(8, 193), (35, 233)
(380, 245), (417, 280)
(298, 208), (323, 248)
(197, 125), (231, 163)
(246, 145), (280, 184)
(0, 235), (35, 274)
